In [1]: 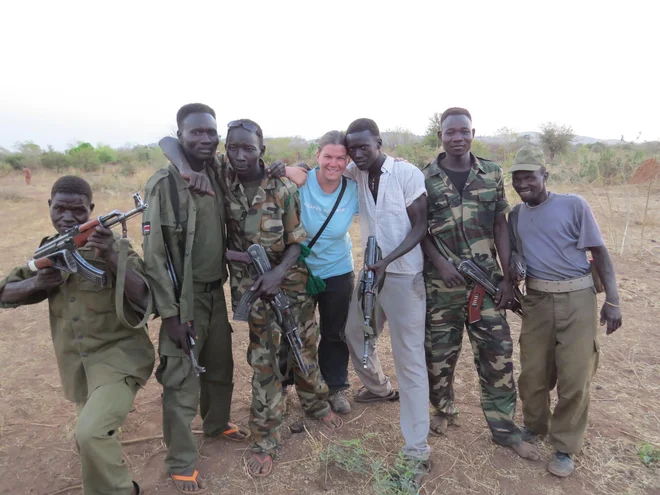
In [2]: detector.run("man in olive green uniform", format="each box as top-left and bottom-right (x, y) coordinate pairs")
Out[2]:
(0, 176), (154, 495)
(162, 118), (342, 478)
(143, 104), (246, 493)
(421, 108), (538, 460)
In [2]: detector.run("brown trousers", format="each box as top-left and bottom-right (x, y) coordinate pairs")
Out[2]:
(518, 287), (600, 454)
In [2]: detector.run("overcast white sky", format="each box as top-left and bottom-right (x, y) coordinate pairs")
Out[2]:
(1, 0), (658, 151)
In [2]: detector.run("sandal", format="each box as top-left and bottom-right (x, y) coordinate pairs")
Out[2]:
(247, 452), (273, 478)
(170, 469), (208, 494)
(354, 387), (399, 403)
(319, 410), (344, 431)
(220, 422), (250, 442)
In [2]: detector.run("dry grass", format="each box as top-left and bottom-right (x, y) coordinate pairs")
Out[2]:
(0, 169), (658, 494)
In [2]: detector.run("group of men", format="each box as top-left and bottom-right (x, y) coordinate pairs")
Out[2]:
(0, 104), (622, 494)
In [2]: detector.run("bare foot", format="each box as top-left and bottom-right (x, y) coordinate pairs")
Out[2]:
(429, 414), (459, 436)
(247, 452), (273, 477)
(430, 414), (448, 436)
(510, 440), (541, 461)
(170, 469), (207, 493)
(319, 410), (343, 430)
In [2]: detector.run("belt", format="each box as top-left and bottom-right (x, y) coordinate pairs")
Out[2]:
(526, 273), (594, 293)
(193, 279), (224, 293)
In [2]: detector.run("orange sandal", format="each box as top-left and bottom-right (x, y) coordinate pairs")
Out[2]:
(220, 422), (250, 442)
(170, 469), (208, 494)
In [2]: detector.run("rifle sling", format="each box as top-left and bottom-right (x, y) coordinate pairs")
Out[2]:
(115, 237), (153, 329)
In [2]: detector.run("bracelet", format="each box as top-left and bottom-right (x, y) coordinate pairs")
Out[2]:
(604, 300), (620, 308)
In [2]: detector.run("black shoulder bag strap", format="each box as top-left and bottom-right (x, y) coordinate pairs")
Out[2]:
(307, 176), (347, 250)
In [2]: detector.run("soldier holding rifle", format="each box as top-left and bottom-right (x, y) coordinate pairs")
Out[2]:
(421, 107), (539, 460)
(162, 118), (342, 479)
(145, 104), (248, 494)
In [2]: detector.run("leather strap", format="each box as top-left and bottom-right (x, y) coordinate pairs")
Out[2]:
(307, 177), (347, 250)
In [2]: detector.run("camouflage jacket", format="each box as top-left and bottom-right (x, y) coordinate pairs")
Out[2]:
(422, 152), (510, 278)
(220, 160), (308, 309)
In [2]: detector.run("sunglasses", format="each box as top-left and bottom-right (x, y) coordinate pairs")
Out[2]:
(227, 120), (259, 133)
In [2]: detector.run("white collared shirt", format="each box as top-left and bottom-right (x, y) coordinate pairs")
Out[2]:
(345, 155), (427, 275)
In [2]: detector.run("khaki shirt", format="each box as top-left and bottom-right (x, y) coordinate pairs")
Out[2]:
(422, 152), (510, 278)
(0, 235), (155, 404)
(220, 160), (308, 309)
(142, 162), (227, 324)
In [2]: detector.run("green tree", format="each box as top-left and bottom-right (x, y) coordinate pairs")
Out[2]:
(41, 151), (70, 172)
(539, 122), (575, 161)
(424, 112), (443, 147)
(96, 145), (117, 164)
(5, 153), (25, 170)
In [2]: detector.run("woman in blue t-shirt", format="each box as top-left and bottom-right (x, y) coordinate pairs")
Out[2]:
(280, 130), (359, 415)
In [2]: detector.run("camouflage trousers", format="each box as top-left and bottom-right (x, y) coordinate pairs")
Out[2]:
(424, 276), (521, 446)
(247, 292), (330, 453)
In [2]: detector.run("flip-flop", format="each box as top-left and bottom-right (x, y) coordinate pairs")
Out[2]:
(319, 410), (344, 431)
(132, 481), (141, 494)
(220, 422), (250, 442)
(170, 470), (208, 494)
(247, 452), (273, 478)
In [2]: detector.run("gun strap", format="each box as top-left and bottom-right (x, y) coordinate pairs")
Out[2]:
(115, 237), (153, 329)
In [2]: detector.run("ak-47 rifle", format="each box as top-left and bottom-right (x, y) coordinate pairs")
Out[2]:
(163, 244), (206, 377)
(233, 244), (311, 376)
(359, 236), (380, 368)
(27, 193), (148, 286)
(432, 237), (523, 321)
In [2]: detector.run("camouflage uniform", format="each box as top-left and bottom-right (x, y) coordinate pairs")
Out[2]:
(422, 153), (521, 446)
(221, 160), (330, 454)
(0, 235), (155, 495)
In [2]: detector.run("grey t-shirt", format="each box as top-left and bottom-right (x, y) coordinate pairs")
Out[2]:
(516, 192), (604, 281)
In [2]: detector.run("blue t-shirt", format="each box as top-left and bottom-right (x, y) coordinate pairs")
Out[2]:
(300, 168), (359, 280)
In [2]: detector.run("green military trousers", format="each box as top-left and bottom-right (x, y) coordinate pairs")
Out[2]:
(75, 377), (140, 495)
(247, 294), (330, 454)
(156, 285), (234, 474)
(424, 277), (522, 446)
(518, 287), (599, 454)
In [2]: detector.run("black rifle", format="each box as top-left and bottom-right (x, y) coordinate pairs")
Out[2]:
(359, 236), (379, 368)
(163, 245), (206, 377)
(433, 237), (523, 317)
(28, 193), (147, 285)
(233, 244), (311, 376)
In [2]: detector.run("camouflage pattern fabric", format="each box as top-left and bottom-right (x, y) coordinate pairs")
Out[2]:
(220, 160), (330, 453)
(423, 153), (510, 278)
(422, 153), (521, 446)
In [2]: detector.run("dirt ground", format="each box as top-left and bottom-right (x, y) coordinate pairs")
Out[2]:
(0, 169), (658, 495)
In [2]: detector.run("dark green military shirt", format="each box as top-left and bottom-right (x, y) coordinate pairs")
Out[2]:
(142, 161), (227, 324)
(423, 152), (510, 278)
(220, 160), (308, 310)
(0, 235), (155, 404)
